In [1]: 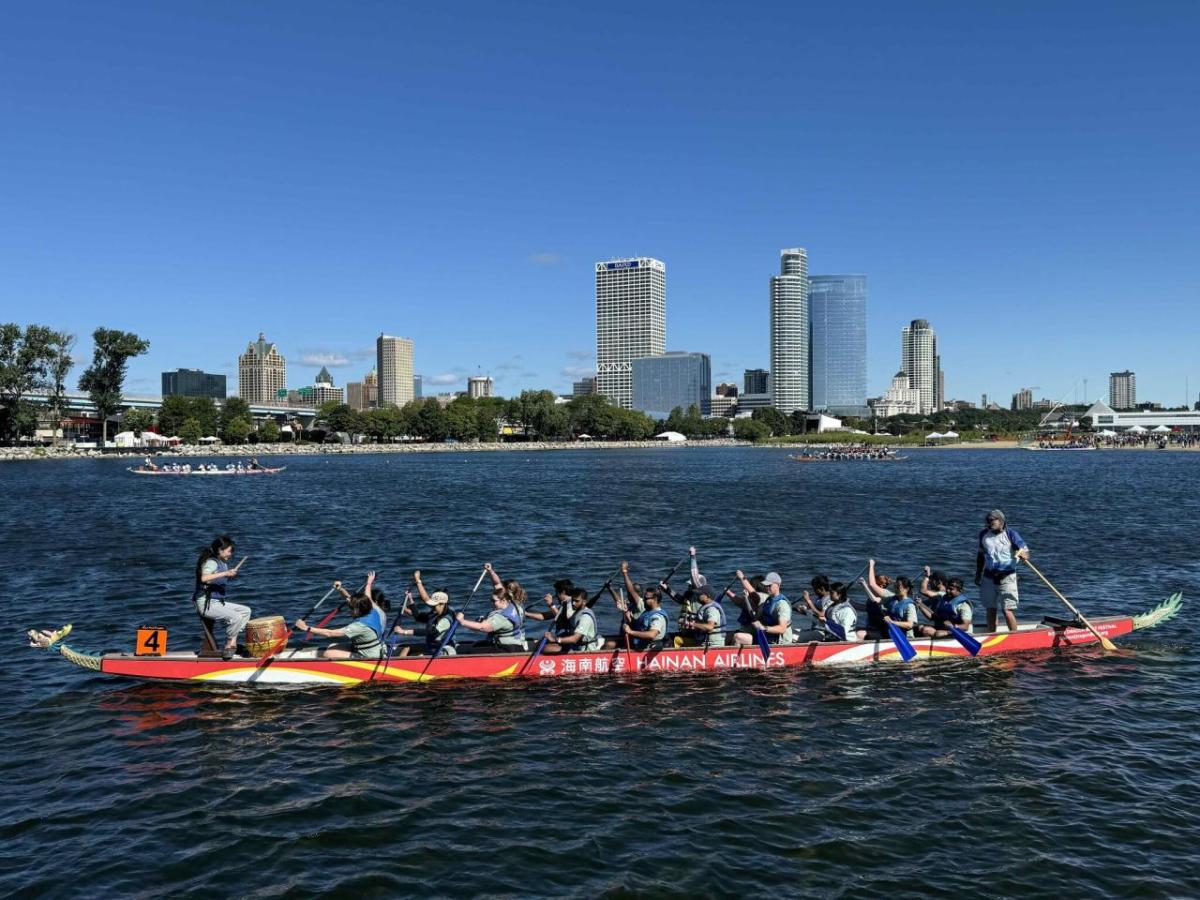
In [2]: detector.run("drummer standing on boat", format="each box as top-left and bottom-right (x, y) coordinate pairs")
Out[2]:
(975, 509), (1029, 633)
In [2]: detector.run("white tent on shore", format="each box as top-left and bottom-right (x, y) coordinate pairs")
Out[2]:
(1098, 429), (1117, 437)
(654, 431), (687, 442)
(1126, 425), (1148, 434)
(1152, 424), (1172, 433)
(926, 431), (945, 440)
(943, 430), (959, 439)
(199, 435), (220, 443)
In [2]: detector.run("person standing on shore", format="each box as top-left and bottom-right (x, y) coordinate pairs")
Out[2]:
(192, 535), (251, 657)
(975, 509), (1029, 633)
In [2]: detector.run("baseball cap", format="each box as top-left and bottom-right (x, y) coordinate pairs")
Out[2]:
(763, 572), (782, 586)
(427, 590), (449, 606)
(699, 583), (719, 600)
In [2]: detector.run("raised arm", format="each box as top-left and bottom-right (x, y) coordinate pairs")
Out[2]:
(413, 570), (431, 605)
(363, 570), (376, 602)
(484, 562), (503, 591)
(689, 546), (700, 585)
(865, 559), (887, 596)
(621, 561), (643, 606)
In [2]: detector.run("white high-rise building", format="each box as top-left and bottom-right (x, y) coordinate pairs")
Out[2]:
(769, 248), (810, 414)
(467, 375), (493, 399)
(1109, 371), (1136, 409)
(376, 334), (414, 408)
(901, 319), (941, 415)
(238, 332), (286, 404)
(595, 257), (666, 409)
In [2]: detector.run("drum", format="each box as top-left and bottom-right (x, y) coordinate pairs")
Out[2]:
(245, 615), (288, 657)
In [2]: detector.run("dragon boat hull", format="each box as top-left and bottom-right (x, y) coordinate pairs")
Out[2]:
(41, 595), (1181, 687)
(128, 466), (287, 476)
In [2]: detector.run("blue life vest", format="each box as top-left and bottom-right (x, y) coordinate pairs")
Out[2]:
(193, 557), (228, 608)
(934, 596), (968, 627)
(631, 606), (668, 650)
(760, 594), (788, 627)
(888, 597), (916, 622)
(352, 609), (384, 655)
(493, 603), (525, 644)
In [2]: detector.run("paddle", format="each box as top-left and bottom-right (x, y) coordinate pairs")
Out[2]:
(886, 621), (918, 662)
(518, 634), (550, 676)
(1022, 558), (1118, 651)
(258, 582), (341, 664)
(585, 565), (624, 608)
(416, 567), (489, 683)
(906, 569), (981, 657)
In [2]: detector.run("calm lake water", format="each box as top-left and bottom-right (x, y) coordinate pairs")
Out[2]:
(1, 447), (1197, 898)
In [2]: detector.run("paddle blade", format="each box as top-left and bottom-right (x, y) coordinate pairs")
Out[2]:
(948, 625), (982, 656)
(754, 627), (772, 663)
(887, 622), (918, 662)
(520, 635), (549, 676)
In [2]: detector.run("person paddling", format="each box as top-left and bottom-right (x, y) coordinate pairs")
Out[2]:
(687, 583), (727, 649)
(620, 582), (670, 651)
(404, 570), (458, 657)
(192, 535), (251, 658)
(543, 588), (603, 653)
(882, 577), (920, 637)
(916, 576), (974, 637)
(453, 586), (529, 652)
(484, 563), (528, 625)
(733, 571), (795, 647)
(823, 582), (864, 642)
(295, 593), (382, 659)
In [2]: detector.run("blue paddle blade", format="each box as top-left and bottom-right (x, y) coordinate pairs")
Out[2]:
(948, 625), (982, 656)
(887, 622), (918, 662)
(521, 635), (549, 675)
(754, 627), (772, 663)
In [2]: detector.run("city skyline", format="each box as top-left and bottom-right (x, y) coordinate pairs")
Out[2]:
(3, 4), (1197, 407)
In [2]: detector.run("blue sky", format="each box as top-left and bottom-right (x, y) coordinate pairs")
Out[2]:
(3, 1), (1197, 406)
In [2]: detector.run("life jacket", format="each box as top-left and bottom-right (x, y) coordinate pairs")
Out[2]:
(934, 596), (968, 627)
(631, 606), (669, 650)
(825, 600), (854, 640)
(351, 609), (384, 656)
(491, 603), (525, 645)
(888, 596), (916, 622)
(693, 601), (726, 646)
(424, 608), (456, 654)
(570, 607), (601, 651)
(192, 557), (228, 610)
(759, 594), (790, 644)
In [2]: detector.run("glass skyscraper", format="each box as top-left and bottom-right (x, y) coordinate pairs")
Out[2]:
(161, 368), (226, 400)
(769, 248), (809, 414)
(631, 352), (711, 420)
(808, 275), (868, 416)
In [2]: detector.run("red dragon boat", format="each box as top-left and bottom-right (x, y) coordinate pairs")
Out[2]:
(28, 594), (1180, 687)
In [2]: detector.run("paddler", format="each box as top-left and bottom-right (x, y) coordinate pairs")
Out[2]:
(295, 593), (382, 659)
(483, 562), (528, 624)
(916, 576), (974, 637)
(453, 586), (529, 652)
(823, 582), (864, 642)
(142, 456), (159, 472)
(405, 570), (457, 657)
(732, 571), (795, 647)
(192, 535), (251, 658)
(686, 583), (727, 649)
(975, 509), (1029, 632)
(619, 581), (670, 650)
(543, 588), (604, 653)
(882, 577), (920, 636)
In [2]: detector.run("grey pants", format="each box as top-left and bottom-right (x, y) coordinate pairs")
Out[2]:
(196, 598), (252, 646)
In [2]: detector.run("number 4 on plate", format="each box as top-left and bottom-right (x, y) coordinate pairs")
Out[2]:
(135, 626), (168, 656)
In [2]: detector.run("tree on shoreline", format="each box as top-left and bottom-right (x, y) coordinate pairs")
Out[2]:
(0, 323), (56, 445)
(78, 328), (150, 446)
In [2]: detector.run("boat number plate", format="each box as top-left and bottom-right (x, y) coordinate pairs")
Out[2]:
(135, 626), (168, 656)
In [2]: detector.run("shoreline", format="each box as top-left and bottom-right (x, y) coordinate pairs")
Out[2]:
(3, 437), (1198, 463)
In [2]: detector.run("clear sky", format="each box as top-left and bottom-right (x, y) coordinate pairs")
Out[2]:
(3, 1), (1197, 406)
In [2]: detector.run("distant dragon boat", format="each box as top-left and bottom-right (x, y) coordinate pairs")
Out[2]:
(28, 594), (1181, 687)
(788, 454), (907, 462)
(128, 466), (287, 476)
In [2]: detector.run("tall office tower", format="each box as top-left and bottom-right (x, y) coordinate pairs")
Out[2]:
(595, 257), (666, 409)
(1109, 370), (1136, 409)
(631, 351), (712, 419)
(808, 275), (868, 416)
(238, 333), (286, 404)
(901, 319), (940, 415)
(348, 368), (378, 411)
(376, 334), (415, 408)
(467, 376), (493, 399)
(743, 368), (769, 395)
(162, 368), (226, 400)
(769, 248), (809, 414)
(413, 375), (423, 399)
(572, 376), (597, 397)
(1012, 388), (1034, 411)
